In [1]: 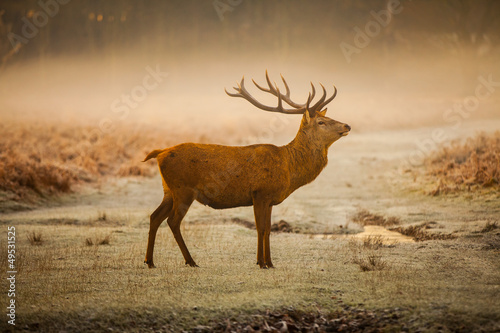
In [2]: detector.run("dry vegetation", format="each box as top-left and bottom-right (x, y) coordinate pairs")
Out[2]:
(390, 222), (457, 242)
(26, 230), (44, 245)
(481, 221), (498, 233)
(349, 237), (389, 272)
(85, 233), (111, 246)
(351, 209), (401, 227)
(352, 209), (457, 242)
(0, 121), (173, 200)
(424, 131), (500, 195)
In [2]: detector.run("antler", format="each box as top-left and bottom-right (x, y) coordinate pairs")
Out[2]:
(225, 71), (337, 115)
(251, 70), (315, 109)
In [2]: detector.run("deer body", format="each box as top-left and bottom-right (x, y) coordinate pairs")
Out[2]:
(144, 72), (350, 269)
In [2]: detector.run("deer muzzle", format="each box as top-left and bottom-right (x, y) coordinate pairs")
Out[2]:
(341, 123), (351, 136)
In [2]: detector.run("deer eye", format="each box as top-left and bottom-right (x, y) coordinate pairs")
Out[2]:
(318, 120), (326, 125)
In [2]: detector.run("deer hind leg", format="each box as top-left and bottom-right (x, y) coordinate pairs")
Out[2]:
(263, 205), (274, 268)
(145, 192), (173, 268)
(167, 191), (197, 267)
(253, 197), (273, 269)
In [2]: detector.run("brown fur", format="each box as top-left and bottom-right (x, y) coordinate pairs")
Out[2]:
(144, 110), (350, 269)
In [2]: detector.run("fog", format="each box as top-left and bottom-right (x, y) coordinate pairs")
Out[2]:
(1, 0), (499, 145)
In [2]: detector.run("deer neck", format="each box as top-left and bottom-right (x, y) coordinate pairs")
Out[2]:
(284, 129), (328, 191)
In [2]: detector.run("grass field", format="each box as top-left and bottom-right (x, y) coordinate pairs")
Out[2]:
(1, 216), (499, 332)
(1, 121), (499, 332)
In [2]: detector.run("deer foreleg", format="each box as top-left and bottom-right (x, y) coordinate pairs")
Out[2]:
(253, 197), (273, 269)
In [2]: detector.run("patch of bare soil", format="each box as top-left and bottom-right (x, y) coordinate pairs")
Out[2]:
(351, 209), (401, 227)
(270, 220), (295, 233)
(230, 217), (296, 233)
(351, 225), (415, 244)
(390, 222), (457, 242)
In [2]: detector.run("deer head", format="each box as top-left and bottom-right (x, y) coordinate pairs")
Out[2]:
(225, 70), (350, 149)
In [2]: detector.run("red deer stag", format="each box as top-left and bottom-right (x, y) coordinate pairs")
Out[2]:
(143, 71), (350, 269)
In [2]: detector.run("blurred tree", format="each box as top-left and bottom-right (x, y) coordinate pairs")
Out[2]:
(0, 0), (499, 70)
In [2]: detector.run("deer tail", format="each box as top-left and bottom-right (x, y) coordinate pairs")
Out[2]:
(143, 149), (165, 162)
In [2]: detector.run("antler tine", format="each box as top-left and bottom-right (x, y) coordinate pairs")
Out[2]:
(251, 70), (277, 95)
(309, 82), (316, 102)
(309, 83), (327, 114)
(280, 74), (291, 98)
(265, 70), (274, 92)
(276, 86), (283, 111)
(225, 76), (244, 97)
(252, 78), (269, 93)
(273, 72), (307, 108)
(317, 85), (337, 110)
(306, 92), (312, 112)
(250, 71), (306, 109)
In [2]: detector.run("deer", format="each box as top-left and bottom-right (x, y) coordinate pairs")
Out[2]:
(143, 71), (350, 269)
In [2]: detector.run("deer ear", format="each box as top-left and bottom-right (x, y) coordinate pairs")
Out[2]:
(317, 109), (327, 117)
(303, 110), (311, 124)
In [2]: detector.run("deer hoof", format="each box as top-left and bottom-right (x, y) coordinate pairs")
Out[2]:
(144, 259), (156, 268)
(258, 262), (274, 269)
(186, 261), (199, 267)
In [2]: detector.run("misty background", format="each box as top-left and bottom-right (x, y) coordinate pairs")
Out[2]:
(1, 0), (499, 145)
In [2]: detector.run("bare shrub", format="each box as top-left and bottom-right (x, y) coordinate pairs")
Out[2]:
(424, 131), (500, 195)
(482, 234), (500, 250)
(98, 235), (111, 245)
(85, 234), (111, 246)
(97, 211), (107, 222)
(270, 220), (295, 233)
(27, 231), (44, 246)
(481, 221), (498, 233)
(362, 235), (384, 250)
(117, 164), (152, 177)
(351, 209), (401, 227)
(353, 254), (387, 272)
